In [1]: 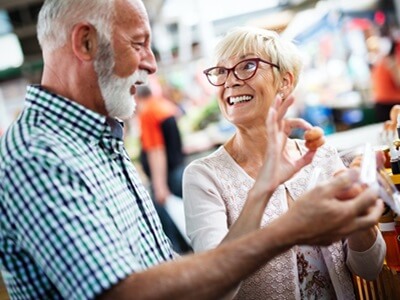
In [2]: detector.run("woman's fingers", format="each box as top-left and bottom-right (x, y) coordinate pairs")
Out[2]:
(375, 150), (386, 169)
(284, 118), (313, 136)
(349, 156), (363, 169)
(276, 95), (294, 121)
(293, 150), (316, 172)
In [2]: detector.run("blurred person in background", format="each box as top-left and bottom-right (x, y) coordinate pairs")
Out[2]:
(0, 0), (385, 299)
(136, 85), (191, 254)
(183, 26), (385, 300)
(371, 38), (400, 122)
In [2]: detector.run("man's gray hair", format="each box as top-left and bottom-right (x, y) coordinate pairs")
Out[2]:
(37, 0), (115, 52)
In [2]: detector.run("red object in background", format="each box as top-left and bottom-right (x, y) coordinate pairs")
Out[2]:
(347, 18), (372, 31)
(380, 212), (400, 272)
(395, 42), (400, 63)
(381, 224), (400, 271)
(374, 10), (386, 26)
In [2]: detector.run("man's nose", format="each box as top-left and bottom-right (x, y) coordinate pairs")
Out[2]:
(140, 48), (157, 75)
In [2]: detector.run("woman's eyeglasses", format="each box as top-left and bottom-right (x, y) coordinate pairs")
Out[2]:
(203, 58), (280, 87)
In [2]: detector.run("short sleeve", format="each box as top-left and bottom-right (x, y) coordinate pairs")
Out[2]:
(183, 160), (229, 252)
(139, 112), (165, 150)
(139, 99), (175, 151)
(3, 155), (139, 300)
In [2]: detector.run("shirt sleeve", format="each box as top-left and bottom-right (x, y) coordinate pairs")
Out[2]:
(345, 230), (386, 280)
(182, 160), (229, 252)
(140, 112), (165, 150)
(3, 154), (140, 300)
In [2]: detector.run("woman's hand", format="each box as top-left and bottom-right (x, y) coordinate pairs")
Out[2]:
(234, 95), (319, 239)
(254, 95), (320, 193)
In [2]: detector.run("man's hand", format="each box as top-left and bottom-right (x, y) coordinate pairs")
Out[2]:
(284, 169), (384, 246)
(333, 150), (386, 200)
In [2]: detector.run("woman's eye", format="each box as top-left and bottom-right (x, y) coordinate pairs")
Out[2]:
(216, 68), (227, 75)
(244, 62), (256, 70)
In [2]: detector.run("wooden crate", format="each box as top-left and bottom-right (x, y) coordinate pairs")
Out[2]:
(353, 265), (400, 300)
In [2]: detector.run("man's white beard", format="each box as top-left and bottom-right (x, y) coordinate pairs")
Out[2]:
(94, 40), (148, 120)
(99, 70), (142, 120)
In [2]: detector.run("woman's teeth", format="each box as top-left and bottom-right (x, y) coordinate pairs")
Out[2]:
(229, 95), (253, 105)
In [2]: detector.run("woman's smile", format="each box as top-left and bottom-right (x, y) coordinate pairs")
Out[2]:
(227, 95), (254, 105)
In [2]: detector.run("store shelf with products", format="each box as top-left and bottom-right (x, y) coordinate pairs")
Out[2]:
(325, 122), (383, 151)
(353, 168), (400, 299)
(353, 265), (400, 299)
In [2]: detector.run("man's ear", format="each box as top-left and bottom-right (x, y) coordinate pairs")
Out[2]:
(71, 22), (98, 61)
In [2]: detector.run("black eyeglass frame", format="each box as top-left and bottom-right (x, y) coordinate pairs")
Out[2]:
(203, 58), (280, 87)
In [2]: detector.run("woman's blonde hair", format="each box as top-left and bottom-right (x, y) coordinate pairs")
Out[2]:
(214, 26), (303, 88)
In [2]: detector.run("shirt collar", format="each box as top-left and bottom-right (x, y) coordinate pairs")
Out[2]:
(106, 117), (124, 140)
(25, 84), (123, 142)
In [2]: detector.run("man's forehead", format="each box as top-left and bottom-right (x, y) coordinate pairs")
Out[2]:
(116, 0), (144, 11)
(115, 0), (148, 21)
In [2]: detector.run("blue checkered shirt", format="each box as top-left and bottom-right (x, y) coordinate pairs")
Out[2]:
(0, 85), (174, 299)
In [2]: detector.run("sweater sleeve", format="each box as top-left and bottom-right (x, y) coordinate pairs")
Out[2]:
(345, 230), (386, 280)
(183, 159), (229, 252)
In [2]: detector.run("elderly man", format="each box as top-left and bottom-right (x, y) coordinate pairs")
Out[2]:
(0, 0), (383, 299)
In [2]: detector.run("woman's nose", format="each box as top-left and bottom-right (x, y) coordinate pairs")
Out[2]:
(224, 71), (242, 88)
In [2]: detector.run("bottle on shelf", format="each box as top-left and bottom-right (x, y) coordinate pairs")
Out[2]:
(390, 145), (400, 175)
(379, 209), (400, 271)
(396, 114), (400, 140)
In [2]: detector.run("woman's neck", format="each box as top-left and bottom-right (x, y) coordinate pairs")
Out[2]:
(224, 128), (268, 179)
(224, 129), (302, 179)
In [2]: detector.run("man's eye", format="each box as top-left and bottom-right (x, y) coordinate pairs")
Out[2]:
(132, 41), (147, 49)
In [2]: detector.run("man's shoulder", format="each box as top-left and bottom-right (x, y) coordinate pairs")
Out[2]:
(0, 116), (85, 171)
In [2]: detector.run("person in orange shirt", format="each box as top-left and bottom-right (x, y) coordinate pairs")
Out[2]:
(371, 39), (400, 122)
(136, 85), (191, 254)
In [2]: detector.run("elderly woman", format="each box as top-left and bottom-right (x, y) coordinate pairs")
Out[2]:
(183, 27), (385, 299)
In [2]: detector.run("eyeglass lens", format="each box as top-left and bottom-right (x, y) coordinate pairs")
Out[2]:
(207, 60), (258, 86)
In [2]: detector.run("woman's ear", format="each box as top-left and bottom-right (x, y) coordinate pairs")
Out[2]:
(279, 72), (294, 99)
(71, 22), (98, 62)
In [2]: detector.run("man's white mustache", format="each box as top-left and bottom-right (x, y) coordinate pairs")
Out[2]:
(134, 70), (149, 85)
